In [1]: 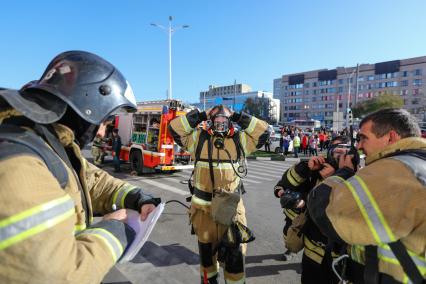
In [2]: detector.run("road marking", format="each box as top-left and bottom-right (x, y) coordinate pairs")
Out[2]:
(242, 179), (261, 184)
(245, 175), (274, 181)
(248, 163), (291, 172)
(248, 163), (289, 172)
(140, 179), (188, 196)
(248, 165), (290, 175)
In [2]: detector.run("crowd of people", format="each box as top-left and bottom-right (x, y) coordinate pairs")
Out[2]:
(265, 125), (355, 158)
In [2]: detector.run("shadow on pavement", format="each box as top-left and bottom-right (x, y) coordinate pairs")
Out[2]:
(246, 253), (285, 264)
(131, 241), (199, 267)
(246, 262), (301, 278)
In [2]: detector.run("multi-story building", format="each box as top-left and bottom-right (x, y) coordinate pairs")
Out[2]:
(273, 56), (426, 127)
(196, 84), (280, 123)
(199, 83), (252, 102)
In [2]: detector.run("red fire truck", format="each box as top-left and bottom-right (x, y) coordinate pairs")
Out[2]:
(109, 99), (193, 174)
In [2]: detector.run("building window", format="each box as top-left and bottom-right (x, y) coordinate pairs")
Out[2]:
(313, 82), (317, 87)
(413, 89), (420, 96)
(400, 80), (408, 87)
(338, 87), (344, 93)
(413, 69), (422, 76)
(338, 79), (344, 85)
(304, 83), (310, 88)
(401, 71), (408, 77)
(367, 75), (375, 81)
(400, 89), (408, 96)
(413, 79), (422, 86)
(385, 81), (398, 87)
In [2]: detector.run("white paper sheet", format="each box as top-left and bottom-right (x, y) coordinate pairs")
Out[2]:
(119, 203), (165, 263)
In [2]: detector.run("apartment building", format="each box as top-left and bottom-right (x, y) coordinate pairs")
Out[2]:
(273, 56), (426, 127)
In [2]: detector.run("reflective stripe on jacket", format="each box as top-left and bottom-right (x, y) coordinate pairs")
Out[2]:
(309, 137), (426, 282)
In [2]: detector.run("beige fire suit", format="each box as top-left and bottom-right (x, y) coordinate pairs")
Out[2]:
(308, 137), (426, 283)
(169, 109), (268, 283)
(0, 111), (159, 284)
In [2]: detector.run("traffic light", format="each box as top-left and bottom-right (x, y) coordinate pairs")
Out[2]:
(347, 109), (353, 125)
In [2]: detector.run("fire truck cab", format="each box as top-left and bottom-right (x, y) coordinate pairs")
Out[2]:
(113, 99), (193, 174)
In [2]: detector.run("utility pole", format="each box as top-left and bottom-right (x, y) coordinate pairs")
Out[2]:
(233, 80), (236, 111)
(151, 16), (189, 100)
(354, 63), (360, 106)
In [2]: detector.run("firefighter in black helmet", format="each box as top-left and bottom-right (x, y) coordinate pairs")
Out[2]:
(0, 51), (161, 283)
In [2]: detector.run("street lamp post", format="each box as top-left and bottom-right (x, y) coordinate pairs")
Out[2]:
(343, 67), (357, 128)
(151, 16), (189, 100)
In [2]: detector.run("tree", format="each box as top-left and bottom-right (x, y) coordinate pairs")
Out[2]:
(352, 92), (404, 118)
(243, 96), (276, 123)
(243, 97), (262, 118)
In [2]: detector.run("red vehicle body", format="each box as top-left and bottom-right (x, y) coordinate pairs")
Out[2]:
(106, 100), (193, 174)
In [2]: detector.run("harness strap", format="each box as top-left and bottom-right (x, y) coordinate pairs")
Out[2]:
(364, 245), (380, 284)
(389, 241), (425, 284)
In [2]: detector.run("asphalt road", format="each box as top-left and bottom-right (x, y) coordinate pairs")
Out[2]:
(82, 149), (302, 284)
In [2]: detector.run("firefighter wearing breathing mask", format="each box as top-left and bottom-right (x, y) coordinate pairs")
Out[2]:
(169, 105), (269, 284)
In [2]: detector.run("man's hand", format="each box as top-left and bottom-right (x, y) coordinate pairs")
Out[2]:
(319, 163), (335, 179)
(275, 185), (285, 197)
(339, 154), (355, 171)
(140, 204), (156, 221)
(102, 209), (130, 223)
(295, 199), (305, 209)
(308, 156), (326, 171)
(102, 204), (156, 223)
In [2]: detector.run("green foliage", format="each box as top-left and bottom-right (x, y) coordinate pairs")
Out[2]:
(243, 97), (261, 117)
(352, 92), (404, 118)
(243, 97), (277, 124)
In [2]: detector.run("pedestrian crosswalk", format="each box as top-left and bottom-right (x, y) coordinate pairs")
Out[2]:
(127, 160), (295, 196)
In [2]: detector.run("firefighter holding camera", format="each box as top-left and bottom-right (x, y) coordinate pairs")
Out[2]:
(308, 108), (426, 284)
(169, 105), (269, 284)
(273, 136), (351, 284)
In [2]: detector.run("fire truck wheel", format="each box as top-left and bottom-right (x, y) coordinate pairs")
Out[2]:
(130, 150), (144, 175)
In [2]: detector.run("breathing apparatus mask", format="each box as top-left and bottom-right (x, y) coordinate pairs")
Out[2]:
(209, 105), (232, 149)
(207, 105), (247, 178)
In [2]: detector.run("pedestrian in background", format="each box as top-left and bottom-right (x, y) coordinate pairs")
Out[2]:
(302, 133), (309, 156)
(112, 128), (122, 172)
(309, 135), (318, 156)
(293, 133), (300, 158)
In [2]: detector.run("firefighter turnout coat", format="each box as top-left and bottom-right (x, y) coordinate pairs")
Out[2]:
(169, 109), (268, 281)
(274, 161), (343, 284)
(0, 111), (159, 283)
(308, 137), (426, 283)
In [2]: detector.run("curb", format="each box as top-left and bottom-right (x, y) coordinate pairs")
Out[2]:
(247, 156), (300, 161)
(247, 156), (303, 161)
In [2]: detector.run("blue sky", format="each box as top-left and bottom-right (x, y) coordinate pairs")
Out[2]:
(0, 0), (425, 104)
